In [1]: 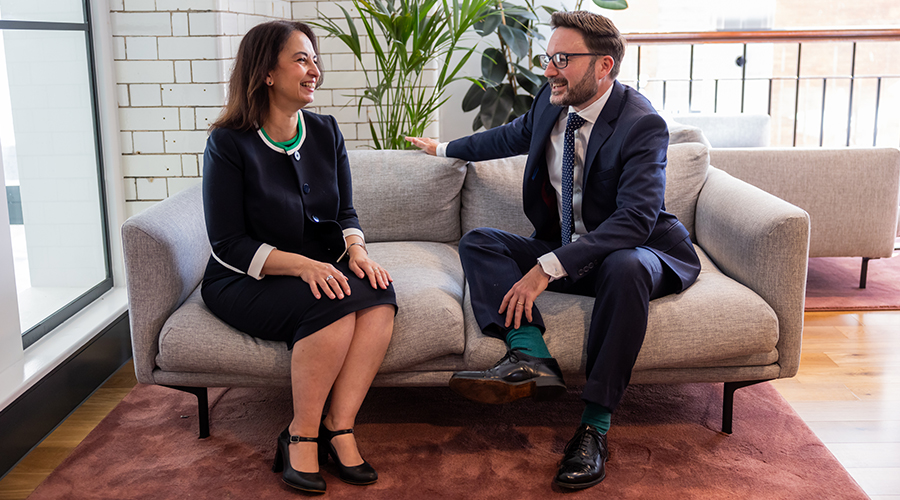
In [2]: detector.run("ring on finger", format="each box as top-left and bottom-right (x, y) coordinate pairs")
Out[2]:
(517, 301), (524, 306)
(325, 275), (334, 282)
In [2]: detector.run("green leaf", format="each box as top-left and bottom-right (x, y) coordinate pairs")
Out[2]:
(513, 94), (532, 117)
(502, 7), (539, 21)
(368, 120), (382, 150)
(472, 113), (484, 131)
(498, 24), (530, 60)
(592, 0), (628, 10)
(514, 64), (541, 86)
(462, 81), (486, 112)
(541, 5), (558, 15)
(480, 83), (515, 129)
(481, 48), (507, 87)
(515, 73), (540, 96)
(476, 12), (501, 36)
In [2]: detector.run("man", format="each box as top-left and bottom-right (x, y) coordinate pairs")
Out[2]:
(406, 11), (700, 489)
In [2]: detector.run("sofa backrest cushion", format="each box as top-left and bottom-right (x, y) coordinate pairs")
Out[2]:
(460, 144), (709, 241)
(461, 155), (534, 237)
(665, 142), (710, 240)
(349, 150), (468, 244)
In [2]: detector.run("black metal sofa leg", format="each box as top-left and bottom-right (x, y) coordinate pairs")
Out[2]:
(162, 385), (210, 438)
(860, 257), (872, 289)
(722, 380), (771, 434)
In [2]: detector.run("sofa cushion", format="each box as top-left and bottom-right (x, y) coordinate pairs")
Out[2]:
(156, 241), (466, 377)
(665, 143), (709, 240)
(349, 150), (467, 244)
(463, 245), (779, 374)
(461, 155), (534, 237)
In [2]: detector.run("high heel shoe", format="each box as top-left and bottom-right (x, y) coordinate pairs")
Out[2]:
(318, 422), (378, 485)
(273, 427), (326, 493)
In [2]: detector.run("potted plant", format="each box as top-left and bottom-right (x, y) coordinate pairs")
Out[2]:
(313, 0), (495, 149)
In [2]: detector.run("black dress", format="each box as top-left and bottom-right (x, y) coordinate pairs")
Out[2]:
(200, 110), (396, 347)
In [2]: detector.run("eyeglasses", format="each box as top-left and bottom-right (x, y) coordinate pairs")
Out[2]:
(538, 52), (604, 70)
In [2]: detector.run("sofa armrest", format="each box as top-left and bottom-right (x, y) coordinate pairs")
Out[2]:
(694, 167), (810, 378)
(121, 184), (210, 384)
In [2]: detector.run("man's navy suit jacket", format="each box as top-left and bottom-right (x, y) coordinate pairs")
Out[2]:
(447, 80), (700, 291)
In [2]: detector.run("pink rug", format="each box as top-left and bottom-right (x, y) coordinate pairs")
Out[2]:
(26, 382), (867, 499)
(805, 254), (900, 311)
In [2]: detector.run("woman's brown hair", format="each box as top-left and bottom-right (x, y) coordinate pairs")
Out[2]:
(211, 20), (324, 131)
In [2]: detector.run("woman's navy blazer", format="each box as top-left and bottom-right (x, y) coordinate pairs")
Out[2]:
(202, 110), (360, 281)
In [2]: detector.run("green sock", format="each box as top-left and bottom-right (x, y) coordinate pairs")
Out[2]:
(581, 402), (612, 434)
(506, 326), (551, 358)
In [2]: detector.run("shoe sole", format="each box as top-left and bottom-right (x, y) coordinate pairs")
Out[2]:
(448, 376), (566, 404)
(281, 477), (326, 494)
(553, 471), (606, 490)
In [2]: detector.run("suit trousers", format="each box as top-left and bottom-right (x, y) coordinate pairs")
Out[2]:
(458, 227), (682, 412)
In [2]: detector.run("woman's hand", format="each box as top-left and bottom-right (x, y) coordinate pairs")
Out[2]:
(348, 247), (392, 289)
(297, 258), (352, 300)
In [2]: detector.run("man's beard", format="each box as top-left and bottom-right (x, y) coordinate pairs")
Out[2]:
(549, 59), (599, 108)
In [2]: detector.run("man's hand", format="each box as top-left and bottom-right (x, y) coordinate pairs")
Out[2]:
(405, 136), (439, 156)
(499, 265), (551, 329)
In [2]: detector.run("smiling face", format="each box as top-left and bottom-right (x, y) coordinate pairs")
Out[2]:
(266, 31), (320, 111)
(543, 27), (615, 110)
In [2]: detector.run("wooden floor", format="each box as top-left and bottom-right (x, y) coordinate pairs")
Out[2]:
(0, 310), (898, 499)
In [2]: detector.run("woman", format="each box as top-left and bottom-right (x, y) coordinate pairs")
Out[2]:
(201, 20), (396, 494)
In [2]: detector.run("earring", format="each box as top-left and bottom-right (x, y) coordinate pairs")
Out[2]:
(267, 80), (273, 86)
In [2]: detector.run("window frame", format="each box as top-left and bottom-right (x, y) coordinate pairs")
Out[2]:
(0, 0), (114, 349)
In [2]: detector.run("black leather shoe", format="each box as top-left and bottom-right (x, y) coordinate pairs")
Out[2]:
(448, 349), (566, 404)
(318, 423), (378, 485)
(272, 427), (326, 494)
(554, 423), (609, 490)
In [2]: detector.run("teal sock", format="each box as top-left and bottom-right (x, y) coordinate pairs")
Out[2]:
(581, 402), (612, 434)
(506, 326), (551, 358)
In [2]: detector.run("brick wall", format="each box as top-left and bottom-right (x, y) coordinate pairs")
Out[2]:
(111, 0), (441, 217)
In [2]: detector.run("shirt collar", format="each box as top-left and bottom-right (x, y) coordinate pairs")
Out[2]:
(568, 83), (614, 125)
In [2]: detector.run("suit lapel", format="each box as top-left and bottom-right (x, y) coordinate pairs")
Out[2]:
(583, 81), (624, 183)
(526, 94), (564, 180)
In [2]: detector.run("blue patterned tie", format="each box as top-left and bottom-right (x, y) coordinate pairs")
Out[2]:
(561, 112), (586, 246)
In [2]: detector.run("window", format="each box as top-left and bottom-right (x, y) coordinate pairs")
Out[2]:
(0, 0), (112, 348)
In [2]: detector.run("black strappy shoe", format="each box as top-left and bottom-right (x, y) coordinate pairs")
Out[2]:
(318, 423), (378, 485)
(273, 427), (326, 493)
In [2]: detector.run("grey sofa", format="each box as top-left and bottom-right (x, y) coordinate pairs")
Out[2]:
(710, 147), (900, 287)
(122, 143), (810, 438)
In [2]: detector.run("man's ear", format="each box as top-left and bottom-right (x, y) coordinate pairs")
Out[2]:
(597, 55), (615, 80)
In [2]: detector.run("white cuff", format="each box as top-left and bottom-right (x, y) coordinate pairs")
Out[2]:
(342, 227), (365, 242)
(537, 252), (567, 282)
(248, 243), (276, 280)
(436, 142), (448, 158)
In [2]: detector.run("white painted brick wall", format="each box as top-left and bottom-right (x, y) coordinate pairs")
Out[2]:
(112, 0), (432, 214)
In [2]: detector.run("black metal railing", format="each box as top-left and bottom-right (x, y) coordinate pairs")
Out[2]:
(622, 29), (900, 147)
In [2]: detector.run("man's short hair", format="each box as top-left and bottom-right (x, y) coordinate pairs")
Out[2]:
(550, 11), (625, 80)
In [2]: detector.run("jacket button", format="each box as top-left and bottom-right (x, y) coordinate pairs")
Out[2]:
(294, 151), (301, 161)
(303, 183), (310, 194)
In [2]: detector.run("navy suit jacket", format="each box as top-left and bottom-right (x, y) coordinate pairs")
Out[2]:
(447, 81), (699, 291)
